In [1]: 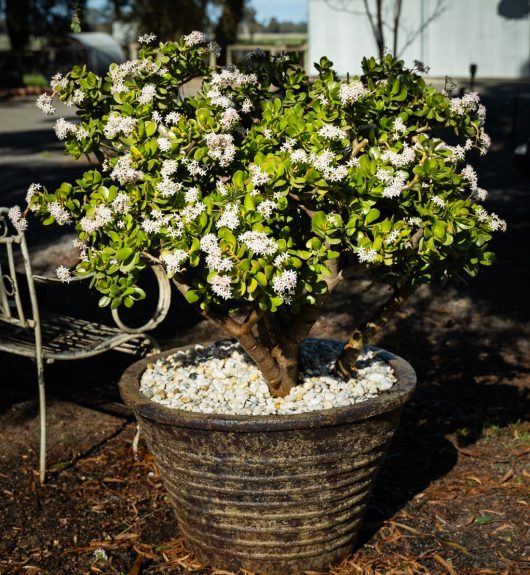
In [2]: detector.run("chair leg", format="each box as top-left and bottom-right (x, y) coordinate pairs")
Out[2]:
(36, 359), (46, 484)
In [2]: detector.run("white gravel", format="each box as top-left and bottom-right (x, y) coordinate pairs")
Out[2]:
(140, 339), (396, 416)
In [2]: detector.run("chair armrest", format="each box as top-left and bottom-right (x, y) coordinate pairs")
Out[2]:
(111, 265), (171, 334)
(33, 273), (94, 284)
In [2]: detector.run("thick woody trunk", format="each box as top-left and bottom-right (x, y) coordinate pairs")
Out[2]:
(335, 286), (412, 379)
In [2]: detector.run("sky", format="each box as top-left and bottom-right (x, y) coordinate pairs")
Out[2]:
(250, 0), (308, 23)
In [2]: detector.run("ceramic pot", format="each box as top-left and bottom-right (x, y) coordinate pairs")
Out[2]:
(119, 343), (416, 575)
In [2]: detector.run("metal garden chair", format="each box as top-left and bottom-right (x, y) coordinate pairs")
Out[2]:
(0, 207), (171, 483)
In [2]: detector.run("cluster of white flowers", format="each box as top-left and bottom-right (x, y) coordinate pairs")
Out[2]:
(216, 204), (240, 230)
(8, 206), (28, 233)
(339, 81), (368, 105)
(25, 183), (42, 209)
(183, 159), (207, 177)
(249, 164), (270, 189)
(138, 33), (157, 44)
(54, 118), (77, 140)
(207, 88), (234, 109)
(80, 204), (113, 234)
(272, 269), (297, 300)
(238, 231), (277, 256)
(111, 192), (130, 214)
(273, 252), (290, 267)
(376, 169), (406, 198)
(380, 144), (416, 167)
(205, 133), (236, 166)
(200, 233), (233, 271)
(210, 274), (232, 299)
(461, 164), (478, 191)
(257, 199), (277, 218)
(290, 148), (308, 164)
(318, 124), (348, 140)
(67, 89), (85, 107)
(241, 98), (253, 113)
(138, 84), (157, 105)
(384, 229), (400, 245)
(406, 216), (422, 227)
(431, 195), (446, 208)
(182, 201), (206, 223)
(104, 113), (137, 139)
(36, 93), (56, 115)
(48, 201), (71, 225)
(220, 107), (240, 130)
(210, 67), (258, 89)
(309, 149), (347, 182)
(487, 212), (507, 232)
(50, 73), (68, 92)
(450, 91), (480, 115)
(157, 178), (182, 197)
(165, 111), (182, 125)
(184, 31), (206, 46)
(479, 130), (491, 155)
(111, 154), (144, 185)
(56, 265), (71, 283)
(393, 117), (407, 135)
(161, 249), (187, 275)
(157, 137), (171, 152)
(357, 246), (378, 263)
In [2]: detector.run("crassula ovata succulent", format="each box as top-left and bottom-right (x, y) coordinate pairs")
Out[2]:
(16, 32), (505, 397)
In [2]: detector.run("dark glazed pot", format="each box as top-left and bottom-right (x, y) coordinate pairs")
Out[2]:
(119, 344), (416, 575)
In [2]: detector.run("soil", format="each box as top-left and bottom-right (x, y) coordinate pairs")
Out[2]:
(1, 84), (529, 574)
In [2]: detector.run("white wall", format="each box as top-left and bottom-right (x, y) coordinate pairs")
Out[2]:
(309, 0), (530, 78)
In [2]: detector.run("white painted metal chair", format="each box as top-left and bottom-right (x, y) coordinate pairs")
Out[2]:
(0, 207), (171, 483)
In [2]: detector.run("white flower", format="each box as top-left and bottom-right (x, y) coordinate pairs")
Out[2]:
(393, 117), (407, 134)
(56, 266), (71, 283)
(183, 159), (207, 177)
(318, 124), (348, 140)
(50, 73), (68, 92)
(210, 275), (232, 299)
(216, 204), (240, 230)
(406, 217), (422, 227)
(36, 93), (55, 115)
(272, 269), (297, 296)
(205, 133), (236, 167)
(138, 33), (157, 43)
(474, 187), (488, 201)
(381, 144), (416, 167)
(165, 111), (182, 125)
(487, 212), (507, 232)
(249, 164), (270, 188)
(157, 137), (171, 151)
(347, 157), (360, 168)
(138, 84), (156, 105)
(238, 231), (277, 256)
(220, 107), (240, 130)
(376, 168), (392, 184)
(111, 154), (143, 185)
(48, 201), (71, 225)
(280, 138), (296, 152)
(157, 178), (182, 197)
(357, 246), (378, 263)
(432, 195), (446, 208)
(182, 201), (206, 222)
(71, 89), (85, 106)
(461, 164), (478, 191)
(382, 174), (406, 198)
(339, 81), (367, 105)
(257, 199), (276, 218)
(479, 130), (491, 155)
(54, 118), (77, 140)
(8, 206), (28, 233)
(414, 60), (430, 74)
(104, 114), (137, 139)
(152, 110), (164, 123)
(161, 250), (187, 275)
(207, 89), (234, 109)
(184, 187), (200, 204)
(262, 128), (273, 139)
(241, 98), (253, 113)
(112, 192), (130, 214)
(273, 252), (290, 266)
(141, 218), (162, 234)
(184, 31), (206, 46)
(26, 183), (42, 208)
(290, 149), (308, 164)
(384, 229), (400, 245)
(93, 548), (108, 561)
(216, 179), (228, 196)
(449, 91), (480, 115)
(208, 41), (221, 57)
(161, 159), (178, 178)
(200, 234), (232, 272)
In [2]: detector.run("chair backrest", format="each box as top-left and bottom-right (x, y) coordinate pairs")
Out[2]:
(0, 207), (40, 330)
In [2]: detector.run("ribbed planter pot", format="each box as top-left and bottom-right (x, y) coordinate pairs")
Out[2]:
(119, 343), (416, 575)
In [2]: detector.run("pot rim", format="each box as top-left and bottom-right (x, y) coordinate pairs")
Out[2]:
(119, 341), (416, 432)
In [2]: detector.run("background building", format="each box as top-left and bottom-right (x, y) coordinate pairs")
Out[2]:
(309, 0), (530, 78)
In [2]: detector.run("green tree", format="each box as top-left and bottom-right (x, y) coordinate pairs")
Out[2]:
(213, 0), (245, 64)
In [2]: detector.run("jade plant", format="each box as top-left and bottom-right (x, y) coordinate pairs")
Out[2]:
(16, 32), (505, 397)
